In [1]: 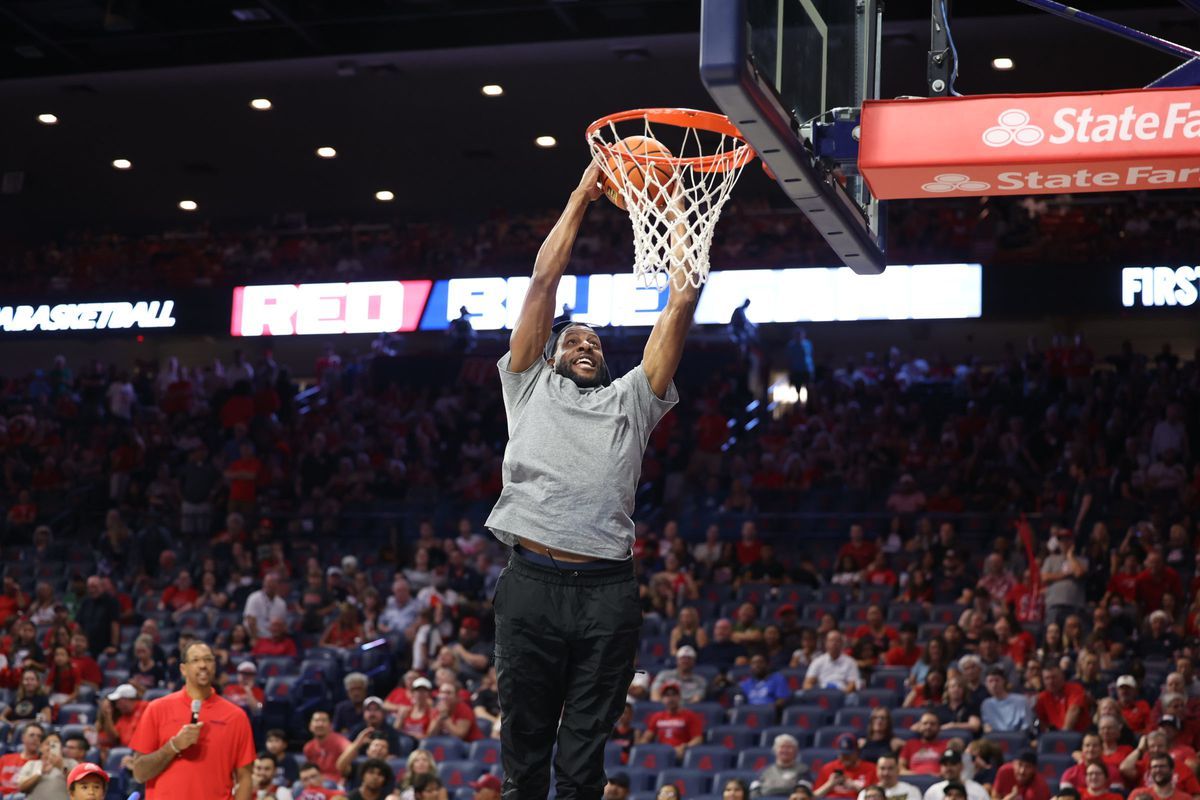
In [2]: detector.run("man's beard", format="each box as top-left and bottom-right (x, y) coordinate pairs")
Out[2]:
(555, 358), (605, 388)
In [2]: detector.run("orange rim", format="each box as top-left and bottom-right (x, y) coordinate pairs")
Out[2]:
(587, 108), (756, 174)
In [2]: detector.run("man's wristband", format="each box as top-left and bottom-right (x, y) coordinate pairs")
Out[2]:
(168, 738), (182, 755)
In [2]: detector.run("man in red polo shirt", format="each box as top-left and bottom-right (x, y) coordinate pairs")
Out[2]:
(129, 641), (256, 799)
(900, 713), (950, 775)
(0, 723), (43, 794)
(815, 735), (878, 799)
(638, 682), (703, 760)
(99, 683), (149, 747)
(1129, 754), (1191, 800)
(1116, 676), (1152, 735)
(302, 710), (350, 782)
(993, 752), (1050, 800)
(1035, 664), (1090, 733)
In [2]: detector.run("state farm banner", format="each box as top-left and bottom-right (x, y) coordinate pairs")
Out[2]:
(859, 86), (1200, 199)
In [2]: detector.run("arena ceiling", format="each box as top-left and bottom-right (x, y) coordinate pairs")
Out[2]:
(0, 0), (1192, 232)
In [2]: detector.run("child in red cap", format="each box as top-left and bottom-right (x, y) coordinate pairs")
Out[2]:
(67, 763), (108, 799)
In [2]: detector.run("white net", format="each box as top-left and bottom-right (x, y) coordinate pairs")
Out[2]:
(586, 109), (754, 289)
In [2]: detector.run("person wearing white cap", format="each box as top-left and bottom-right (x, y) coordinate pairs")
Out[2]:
(97, 683), (148, 747)
(222, 662), (263, 714)
(396, 677), (437, 739)
(650, 646), (709, 704)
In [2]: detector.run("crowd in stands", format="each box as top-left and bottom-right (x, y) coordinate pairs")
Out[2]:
(0, 319), (1196, 800)
(2, 192), (1199, 291)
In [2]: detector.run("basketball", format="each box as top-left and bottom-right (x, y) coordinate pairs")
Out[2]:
(602, 135), (676, 210)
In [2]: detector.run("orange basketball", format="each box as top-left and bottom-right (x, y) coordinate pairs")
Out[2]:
(603, 136), (675, 210)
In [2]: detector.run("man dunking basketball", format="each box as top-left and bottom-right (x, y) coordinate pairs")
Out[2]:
(486, 159), (697, 800)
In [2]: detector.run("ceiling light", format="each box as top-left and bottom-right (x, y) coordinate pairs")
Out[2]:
(991, 57), (1015, 71)
(112, 159), (132, 170)
(481, 84), (504, 97)
(249, 98), (272, 110)
(37, 113), (58, 125)
(535, 135), (557, 148)
(375, 190), (395, 202)
(316, 146), (337, 159)
(178, 200), (198, 211)
(231, 7), (271, 22)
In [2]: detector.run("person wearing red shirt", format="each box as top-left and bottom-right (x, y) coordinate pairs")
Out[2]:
(852, 605), (898, 650)
(394, 677), (436, 739)
(301, 710), (350, 782)
(160, 572), (199, 613)
(814, 735), (877, 799)
(0, 723), (43, 794)
(883, 624), (922, 668)
(1006, 571), (1045, 625)
(1129, 754), (1192, 800)
(1119, 731), (1200, 795)
(221, 661), (264, 715)
(1035, 665), (1091, 733)
(70, 633), (102, 689)
(98, 684), (149, 747)
(994, 616), (1035, 667)
(425, 682), (484, 742)
(251, 618), (298, 658)
(638, 683), (703, 760)
(128, 641), (256, 800)
(862, 551), (897, 588)
(993, 753), (1050, 800)
(0, 576), (28, 628)
(296, 762), (343, 800)
(1097, 714), (1133, 775)
(319, 603), (364, 649)
(837, 525), (877, 570)
(899, 713), (950, 775)
(1107, 553), (1141, 603)
(1117, 676), (1153, 734)
(735, 522), (763, 567)
(1134, 553), (1183, 615)
(224, 442), (263, 515)
(1081, 760), (1124, 800)
(1060, 736), (1123, 791)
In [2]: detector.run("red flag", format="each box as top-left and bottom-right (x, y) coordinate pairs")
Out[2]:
(1016, 514), (1040, 596)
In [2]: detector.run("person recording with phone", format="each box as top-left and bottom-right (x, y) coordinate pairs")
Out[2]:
(15, 730), (77, 800)
(128, 641), (256, 799)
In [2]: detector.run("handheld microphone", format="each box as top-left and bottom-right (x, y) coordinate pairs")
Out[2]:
(191, 699), (201, 724)
(127, 793), (141, 800)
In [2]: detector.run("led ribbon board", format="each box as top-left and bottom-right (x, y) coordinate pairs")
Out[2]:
(860, 86), (1200, 199)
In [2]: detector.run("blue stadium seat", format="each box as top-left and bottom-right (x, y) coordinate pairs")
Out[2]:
(737, 583), (773, 605)
(708, 725), (760, 749)
(630, 701), (665, 725)
(796, 689), (846, 712)
(869, 668), (909, 691)
(424, 737), (467, 762)
(1037, 754), (1075, 783)
(834, 707), (872, 730)
(818, 587), (852, 606)
(656, 768), (711, 796)
(814, 726), (859, 748)
(844, 604), (871, 623)
(256, 656), (298, 677)
(928, 605), (965, 624)
(774, 585), (813, 605)
(736, 748), (774, 772)
(886, 604), (926, 624)
(102, 669), (129, 688)
(690, 701), (729, 727)
(892, 708), (925, 729)
(778, 669), (806, 693)
(641, 635), (671, 662)
(700, 585), (735, 605)
(1038, 731), (1083, 756)
(58, 703), (96, 724)
(861, 586), (894, 605)
(629, 743), (677, 771)
(624, 768), (660, 792)
(439, 760), (486, 788)
(604, 741), (625, 768)
(105, 747), (131, 796)
(684, 745), (737, 772)
(853, 688), (900, 709)
(469, 739), (501, 768)
(988, 731), (1031, 756)
(781, 705), (830, 728)
(729, 704), (775, 729)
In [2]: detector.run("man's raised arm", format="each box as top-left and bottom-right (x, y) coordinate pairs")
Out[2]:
(643, 193), (700, 399)
(509, 161), (602, 372)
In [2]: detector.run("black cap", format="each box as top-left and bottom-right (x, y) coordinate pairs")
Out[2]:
(1055, 788), (1081, 800)
(940, 750), (962, 764)
(607, 773), (631, 789)
(943, 782), (967, 797)
(1017, 751), (1038, 766)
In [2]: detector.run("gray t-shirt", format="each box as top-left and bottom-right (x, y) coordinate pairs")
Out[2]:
(1041, 553), (1088, 609)
(485, 352), (677, 560)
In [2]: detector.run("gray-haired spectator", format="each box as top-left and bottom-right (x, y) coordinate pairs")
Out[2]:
(333, 672), (370, 734)
(754, 734), (808, 797)
(242, 571), (287, 641)
(955, 655), (988, 708)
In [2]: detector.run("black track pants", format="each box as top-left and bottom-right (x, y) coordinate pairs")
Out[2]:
(494, 550), (641, 800)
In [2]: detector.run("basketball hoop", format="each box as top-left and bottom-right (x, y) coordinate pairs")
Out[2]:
(586, 108), (755, 288)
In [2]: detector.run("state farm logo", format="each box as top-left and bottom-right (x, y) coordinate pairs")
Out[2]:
(921, 173), (991, 193)
(982, 109), (1045, 147)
